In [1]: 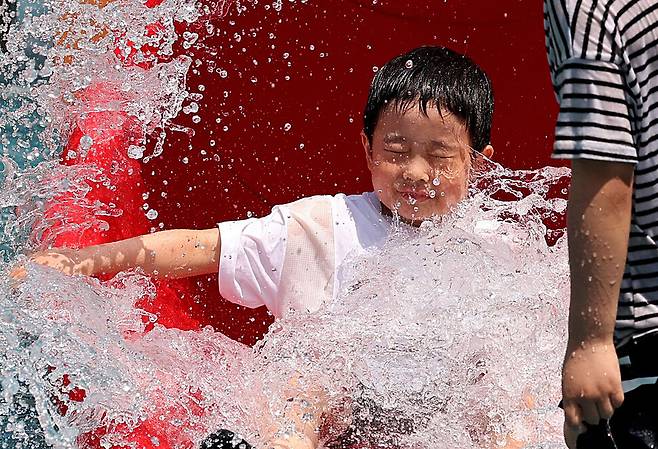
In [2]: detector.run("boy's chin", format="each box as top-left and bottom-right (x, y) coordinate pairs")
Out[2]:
(396, 208), (441, 225)
(398, 213), (435, 226)
(380, 201), (446, 225)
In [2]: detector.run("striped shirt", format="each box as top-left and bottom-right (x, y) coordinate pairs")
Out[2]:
(545, 0), (658, 391)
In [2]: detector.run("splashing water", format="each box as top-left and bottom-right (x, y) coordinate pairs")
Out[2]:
(1, 158), (572, 449)
(246, 164), (571, 449)
(1, 0), (573, 448)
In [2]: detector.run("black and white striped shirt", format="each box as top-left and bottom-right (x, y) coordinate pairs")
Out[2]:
(545, 0), (658, 391)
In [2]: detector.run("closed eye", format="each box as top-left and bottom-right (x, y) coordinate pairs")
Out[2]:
(384, 145), (408, 154)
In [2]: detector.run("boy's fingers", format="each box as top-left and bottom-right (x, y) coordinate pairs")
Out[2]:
(9, 265), (26, 280)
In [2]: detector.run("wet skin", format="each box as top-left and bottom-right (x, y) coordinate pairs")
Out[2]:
(362, 104), (494, 226)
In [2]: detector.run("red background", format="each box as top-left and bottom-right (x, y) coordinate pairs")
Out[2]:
(137, 0), (562, 344)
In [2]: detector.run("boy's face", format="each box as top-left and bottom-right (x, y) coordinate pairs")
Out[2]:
(363, 104), (494, 225)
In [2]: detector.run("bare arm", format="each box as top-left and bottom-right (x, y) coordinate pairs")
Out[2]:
(561, 159), (633, 446)
(265, 376), (327, 449)
(18, 228), (221, 280)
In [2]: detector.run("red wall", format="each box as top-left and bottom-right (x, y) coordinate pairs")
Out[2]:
(140, 0), (562, 343)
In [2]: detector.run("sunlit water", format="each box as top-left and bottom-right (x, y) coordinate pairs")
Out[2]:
(1, 1), (571, 448)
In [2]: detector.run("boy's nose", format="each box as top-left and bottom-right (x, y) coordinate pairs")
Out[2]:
(402, 157), (430, 183)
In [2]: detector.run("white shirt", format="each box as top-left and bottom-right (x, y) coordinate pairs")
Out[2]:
(218, 192), (390, 318)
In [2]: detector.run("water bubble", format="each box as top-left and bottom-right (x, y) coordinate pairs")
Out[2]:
(79, 135), (93, 150)
(192, 115), (201, 124)
(372, 66), (379, 73)
(219, 69), (228, 78)
(405, 59), (413, 69)
(283, 123), (292, 131)
(432, 177), (441, 186)
(127, 145), (145, 160)
(429, 190), (437, 198)
(146, 209), (158, 220)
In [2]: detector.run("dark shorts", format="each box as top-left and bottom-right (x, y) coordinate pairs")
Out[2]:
(201, 430), (251, 449)
(577, 383), (658, 449)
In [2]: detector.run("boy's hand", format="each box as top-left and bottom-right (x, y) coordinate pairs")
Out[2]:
(561, 340), (624, 448)
(10, 250), (86, 281)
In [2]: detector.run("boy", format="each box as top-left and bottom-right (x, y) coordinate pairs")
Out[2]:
(545, 1), (658, 448)
(15, 46), (495, 447)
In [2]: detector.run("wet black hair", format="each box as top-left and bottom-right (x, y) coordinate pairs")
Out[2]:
(363, 46), (494, 152)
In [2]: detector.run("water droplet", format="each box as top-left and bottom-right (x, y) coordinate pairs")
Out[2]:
(128, 145), (145, 160)
(79, 135), (93, 150)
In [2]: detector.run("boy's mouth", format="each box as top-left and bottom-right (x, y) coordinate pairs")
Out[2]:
(398, 189), (431, 204)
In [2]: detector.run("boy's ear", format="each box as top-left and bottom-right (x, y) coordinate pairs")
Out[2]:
(360, 130), (373, 168)
(481, 144), (494, 159)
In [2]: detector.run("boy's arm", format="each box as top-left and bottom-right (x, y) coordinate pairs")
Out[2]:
(16, 228), (221, 279)
(561, 159), (632, 443)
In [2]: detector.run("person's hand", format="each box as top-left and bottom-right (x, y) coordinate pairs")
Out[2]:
(561, 340), (624, 449)
(10, 249), (85, 281)
(563, 420), (581, 449)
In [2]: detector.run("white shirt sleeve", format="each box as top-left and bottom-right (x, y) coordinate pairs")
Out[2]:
(217, 205), (288, 312)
